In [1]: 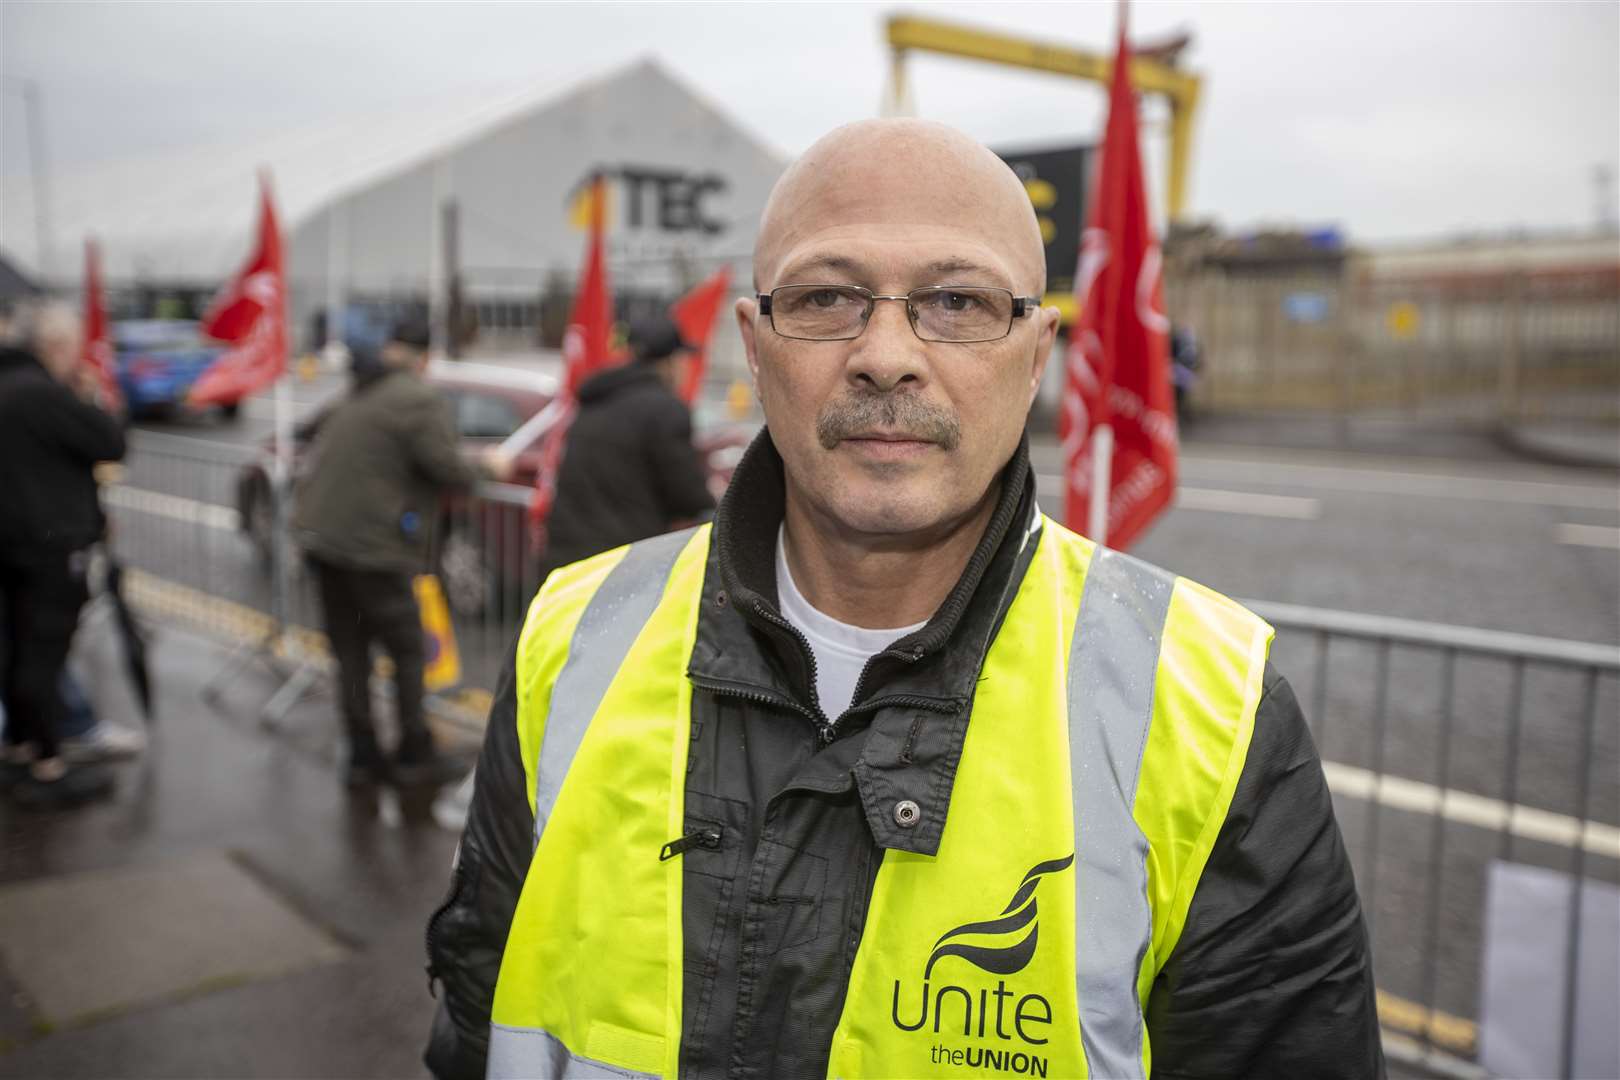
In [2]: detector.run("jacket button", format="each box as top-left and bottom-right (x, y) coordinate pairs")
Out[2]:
(893, 800), (921, 828)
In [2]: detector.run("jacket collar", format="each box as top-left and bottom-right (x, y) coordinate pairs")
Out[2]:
(689, 426), (1041, 855)
(711, 428), (1034, 681)
(576, 360), (662, 404)
(0, 346), (46, 377)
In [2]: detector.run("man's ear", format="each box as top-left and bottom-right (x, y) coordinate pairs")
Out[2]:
(735, 296), (762, 398)
(1027, 304), (1062, 406)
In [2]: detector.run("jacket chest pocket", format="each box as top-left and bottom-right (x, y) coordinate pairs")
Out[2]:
(749, 839), (828, 953)
(679, 792), (746, 882)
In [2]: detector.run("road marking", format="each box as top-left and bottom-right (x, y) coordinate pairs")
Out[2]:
(1380, 1026), (1483, 1076)
(1183, 455), (1619, 510)
(103, 485), (240, 532)
(126, 428), (262, 466)
(241, 394), (337, 418)
(1035, 474), (1321, 520)
(1173, 486), (1321, 519)
(1557, 522), (1620, 549)
(1379, 992), (1478, 1057)
(1323, 760), (1620, 860)
(122, 569), (486, 746)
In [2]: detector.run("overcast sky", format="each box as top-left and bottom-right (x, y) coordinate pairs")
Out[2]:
(3, 0), (1617, 263)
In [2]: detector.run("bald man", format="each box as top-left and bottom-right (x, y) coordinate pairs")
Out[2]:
(426, 121), (1381, 1080)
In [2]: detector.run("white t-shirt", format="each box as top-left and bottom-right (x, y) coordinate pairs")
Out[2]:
(775, 529), (928, 719)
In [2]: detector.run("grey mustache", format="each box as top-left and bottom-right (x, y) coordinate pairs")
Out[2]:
(815, 393), (962, 451)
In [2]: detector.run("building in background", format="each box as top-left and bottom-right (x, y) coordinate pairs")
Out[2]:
(1165, 224), (1619, 423)
(17, 59), (786, 384)
(286, 59), (786, 364)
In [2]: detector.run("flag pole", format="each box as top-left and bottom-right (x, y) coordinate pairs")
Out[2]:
(324, 199), (347, 370)
(265, 169), (293, 628)
(270, 325), (294, 641)
(1088, 423), (1113, 546)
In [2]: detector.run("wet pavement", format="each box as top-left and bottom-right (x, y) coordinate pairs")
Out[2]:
(0, 612), (472, 1078)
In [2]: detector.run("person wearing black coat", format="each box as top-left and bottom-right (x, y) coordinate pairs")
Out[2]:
(537, 313), (716, 581)
(0, 304), (126, 809)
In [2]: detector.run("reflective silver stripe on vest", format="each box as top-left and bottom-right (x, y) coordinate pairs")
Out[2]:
(1067, 546), (1175, 1080)
(532, 527), (695, 845)
(488, 1023), (656, 1079)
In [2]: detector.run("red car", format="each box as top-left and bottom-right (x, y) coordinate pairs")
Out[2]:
(236, 359), (750, 616)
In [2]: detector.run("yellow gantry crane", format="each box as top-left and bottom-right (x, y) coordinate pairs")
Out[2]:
(884, 14), (1203, 316)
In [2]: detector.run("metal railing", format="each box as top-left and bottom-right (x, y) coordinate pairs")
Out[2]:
(101, 430), (1620, 1078)
(103, 431), (540, 740)
(1253, 600), (1620, 1080)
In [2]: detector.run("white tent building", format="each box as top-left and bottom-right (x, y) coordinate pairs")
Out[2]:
(11, 58), (786, 363)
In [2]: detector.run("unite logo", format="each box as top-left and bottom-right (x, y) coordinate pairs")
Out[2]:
(889, 855), (1073, 1077)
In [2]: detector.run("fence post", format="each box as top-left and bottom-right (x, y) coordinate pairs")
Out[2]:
(1418, 649), (1458, 1053)
(1261, 277), (1280, 407)
(1497, 268), (1526, 424)
(1557, 670), (1601, 1080)
(1335, 267), (1359, 446)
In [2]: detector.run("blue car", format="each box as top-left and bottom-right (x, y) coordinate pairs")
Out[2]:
(114, 319), (233, 419)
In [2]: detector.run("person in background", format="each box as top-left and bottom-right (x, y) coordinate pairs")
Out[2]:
(537, 312), (717, 582)
(293, 318), (508, 789)
(0, 303), (127, 809)
(57, 666), (146, 762)
(0, 632), (147, 768)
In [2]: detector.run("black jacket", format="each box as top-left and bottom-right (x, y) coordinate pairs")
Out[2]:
(540, 362), (715, 576)
(0, 346), (126, 559)
(425, 431), (1384, 1080)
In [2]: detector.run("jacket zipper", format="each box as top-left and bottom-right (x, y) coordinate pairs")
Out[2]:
(687, 672), (820, 725)
(749, 601), (839, 743)
(691, 650), (958, 749)
(829, 643), (956, 743)
(659, 824), (723, 861)
(422, 853), (466, 995)
(722, 599), (966, 746)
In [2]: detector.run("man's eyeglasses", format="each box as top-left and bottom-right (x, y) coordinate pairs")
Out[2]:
(757, 285), (1042, 343)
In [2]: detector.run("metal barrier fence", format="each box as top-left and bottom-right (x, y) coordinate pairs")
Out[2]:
(1255, 600), (1620, 1079)
(103, 431), (542, 731)
(103, 430), (1620, 1078)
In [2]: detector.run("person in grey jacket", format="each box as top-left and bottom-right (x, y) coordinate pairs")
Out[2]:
(293, 318), (505, 787)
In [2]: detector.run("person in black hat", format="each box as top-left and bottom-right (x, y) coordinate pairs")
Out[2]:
(293, 316), (508, 788)
(538, 312), (716, 581)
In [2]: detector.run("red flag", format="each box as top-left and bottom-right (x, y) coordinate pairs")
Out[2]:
(531, 174), (615, 541)
(561, 175), (615, 397)
(189, 174), (287, 406)
(80, 239), (121, 410)
(669, 266), (733, 405)
(1059, 10), (1177, 549)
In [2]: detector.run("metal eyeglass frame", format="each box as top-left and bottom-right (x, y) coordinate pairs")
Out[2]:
(756, 284), (1043, 343)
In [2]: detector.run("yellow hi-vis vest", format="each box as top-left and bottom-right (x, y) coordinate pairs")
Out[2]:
(488, 517), (1272, 1080)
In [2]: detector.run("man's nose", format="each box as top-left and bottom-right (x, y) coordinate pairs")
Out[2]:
(845, 298), (928, 393)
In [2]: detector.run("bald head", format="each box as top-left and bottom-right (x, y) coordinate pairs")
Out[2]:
(754, 119), (1047, 295)
(30, 303), (83, 383)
